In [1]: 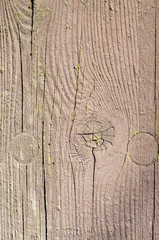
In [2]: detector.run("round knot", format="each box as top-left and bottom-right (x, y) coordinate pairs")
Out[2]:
(128, 133), (158, 166)
(77, 120), (115, 151)
(10, 133), (39, 164)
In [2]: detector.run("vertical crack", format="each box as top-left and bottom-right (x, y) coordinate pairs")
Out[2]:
(69, 45), (81, 140)
(42, 39), (48, 240)
(40, 10), (53, 239)
(30, 0), (34, 97)
(69, 44), (82, 234)
(26, 165), (28, 192)
(70, 160), (77, 233)
(22, 193), (25, 240)
(42, 121), (48, 240)
(30, 0), (34, 57)
(18, 25), (24, 132)
(91, 148), (96, 232)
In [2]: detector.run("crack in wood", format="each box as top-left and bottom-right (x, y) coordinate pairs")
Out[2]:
(91, 148), (96, 233)
(75, 120), (114, 236)
(69, 42), (82, 234)
(42, 36), (48, 240)
(69, 44), (82, 141)
(70, 159), (78, 234)
(42, 121), (48, 240)
(1, 0), (158, 238)
(40, 10), (54, 239)
(17, 24), (24, 132)
(77, 120), (115, 151)
(22, 193), (25, 240)
(30, 0), (34, 57)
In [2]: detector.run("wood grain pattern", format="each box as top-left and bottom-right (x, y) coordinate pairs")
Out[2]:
(155, 0), (159, 239)
(0, 0), (158, 239)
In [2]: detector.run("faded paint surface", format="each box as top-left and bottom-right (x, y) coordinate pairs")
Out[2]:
(0, 0), (158, 239)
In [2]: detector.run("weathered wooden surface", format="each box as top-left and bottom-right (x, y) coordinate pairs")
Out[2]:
(0, 0), (158, 239)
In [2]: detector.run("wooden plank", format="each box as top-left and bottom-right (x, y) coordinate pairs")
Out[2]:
(0, 1), (29, 238)
(89, 0), (156, 239)
(135, 1), (156, 239)
(0, 0), (47, 239)
(0, 0), (158, 239)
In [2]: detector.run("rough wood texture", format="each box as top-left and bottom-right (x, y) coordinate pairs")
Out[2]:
(0, 0), (158, 239)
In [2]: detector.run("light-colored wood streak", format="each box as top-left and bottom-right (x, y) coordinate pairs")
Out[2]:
(0, 0), (158, 239)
